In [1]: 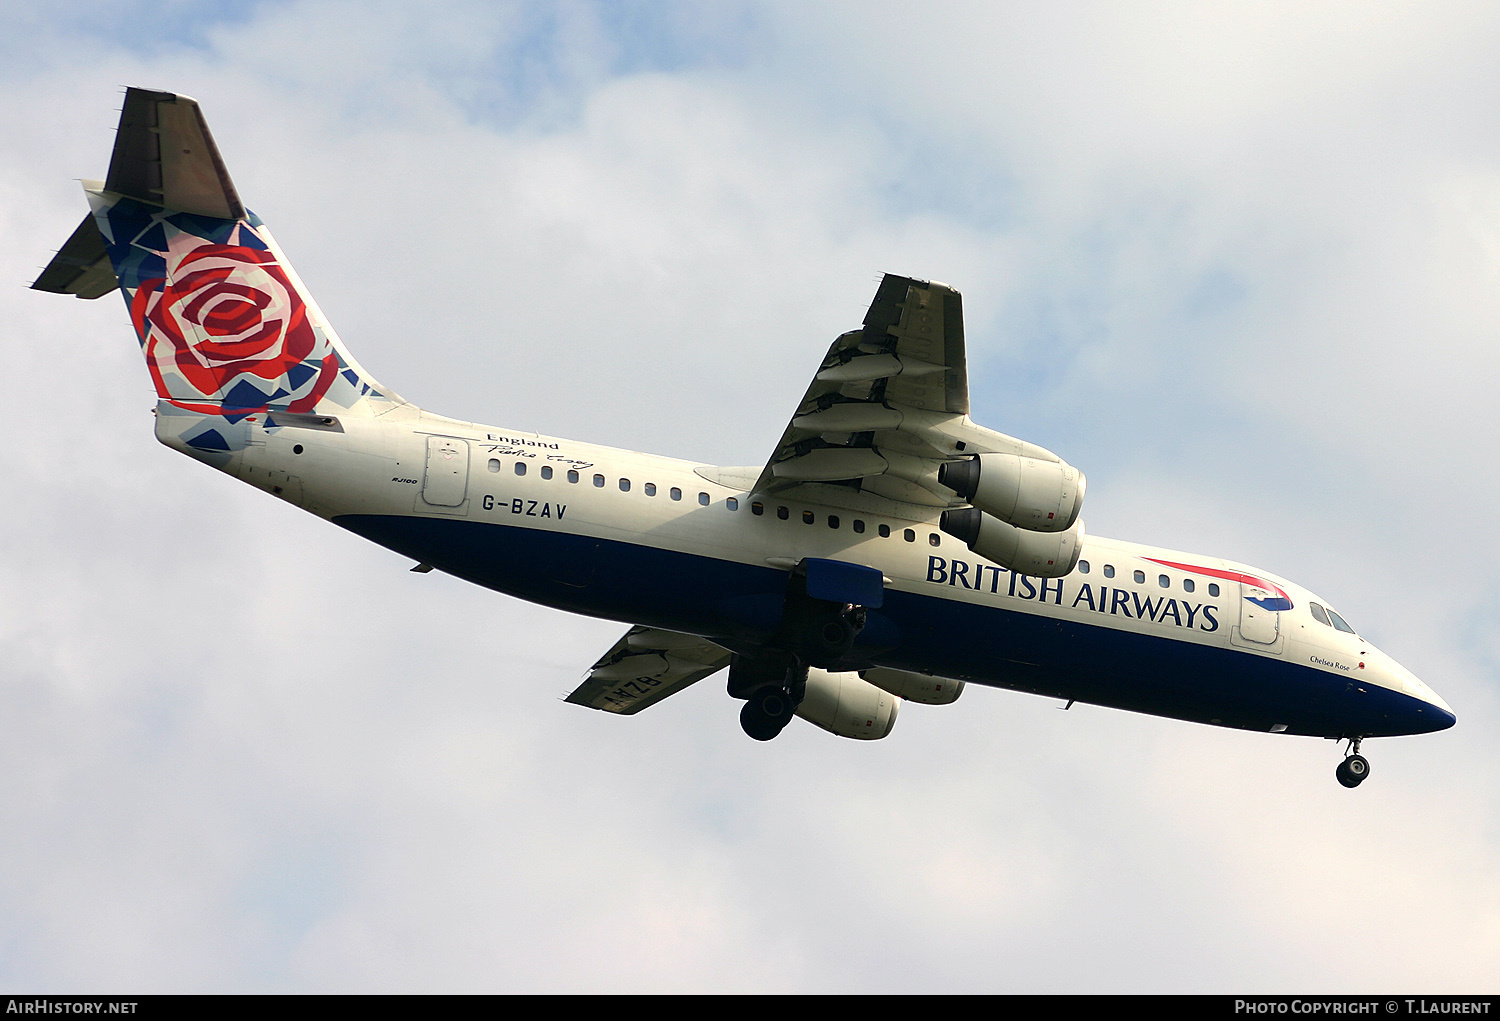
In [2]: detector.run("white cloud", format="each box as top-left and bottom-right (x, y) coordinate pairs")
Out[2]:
(1, 0), (1496, 993)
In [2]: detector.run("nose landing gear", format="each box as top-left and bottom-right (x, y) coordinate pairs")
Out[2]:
(1336, 737), (1370, 788)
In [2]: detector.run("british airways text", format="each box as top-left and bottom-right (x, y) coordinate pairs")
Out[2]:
(926, 556), (1220, 632)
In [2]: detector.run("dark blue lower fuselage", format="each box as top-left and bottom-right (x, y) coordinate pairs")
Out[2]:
(335, 514), (1453, 739)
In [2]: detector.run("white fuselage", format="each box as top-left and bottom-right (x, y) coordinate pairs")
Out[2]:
(164, 399), (1453, 741)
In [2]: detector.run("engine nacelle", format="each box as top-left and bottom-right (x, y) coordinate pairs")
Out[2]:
(938, 453), (1085, 533)
(795, 668), (900, 740)
(939, 508), (1083, 578)
(861, 667), (964, 706)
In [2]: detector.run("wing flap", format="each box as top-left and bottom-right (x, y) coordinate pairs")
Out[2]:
(863, 274), (966, 415)
(565, 626), (733, 715)
(746, 273), (1066, 519)
(749, 274), (968, 506)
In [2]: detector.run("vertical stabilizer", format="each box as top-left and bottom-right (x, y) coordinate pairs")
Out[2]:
(33, 88), (400, 421)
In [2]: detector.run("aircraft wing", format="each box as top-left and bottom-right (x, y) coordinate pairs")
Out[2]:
(748, 273), (1057, 512)
(565, 626), (733, 714)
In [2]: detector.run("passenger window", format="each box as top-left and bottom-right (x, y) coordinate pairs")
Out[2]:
(1104, 565), (1115, 579)
(592, 474), (604, 487)
(1133, 570), (1145, 584)
(1183, 579), (1195, 593)
(853, 520), (865, 534)
(777, 506), (789, 520)
(1158, 575), (1169, 588)
(1310, 602), (1331, 626)
(1078, 561), (1090, 574)
(645, 482), (656, 496)
(1208, 583), (1220, 597)
(619, 478), (630, 492)
(751, 502), (764, 516)
(827, 515), (840, 529)
(670, 487), (682, 501)
(929, 533), (940, 547)
(541, 465), (552, 480)
(802, 510), (815, 524)
(904, 529), (915, 542)
(699, 492), (710, 506)
(487, 459), (501, 473)
(567, 470), (579, 484)
(515, 461), (527, 476)
(878, 524), (891, 538)
(727, 497), (738, 511)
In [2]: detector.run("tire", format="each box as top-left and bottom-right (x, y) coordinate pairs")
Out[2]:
(805, 617), (855, 666)
(741, 687), (795, 741)
(757, 686), (791, 721)
(740, 697), (782, 741)
(1336, 754), (1370, 788)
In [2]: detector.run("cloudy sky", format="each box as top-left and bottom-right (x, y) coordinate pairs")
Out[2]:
(2, 0), (1498, 993)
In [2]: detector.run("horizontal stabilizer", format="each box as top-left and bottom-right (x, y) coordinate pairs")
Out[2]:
(31, 212), (116, 298)
(106, 88), (244, 220)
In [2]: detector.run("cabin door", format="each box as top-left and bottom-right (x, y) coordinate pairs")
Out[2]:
(422, 436), (469, 507)
(1236, 581), (1281, 646)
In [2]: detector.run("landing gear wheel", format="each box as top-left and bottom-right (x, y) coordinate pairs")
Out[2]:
(739, 686), (797, 741)
(800, 605), (867, 666)
(811, 618), (855, 661)
(756, 685), (795, 722)
(739, 699), (780, 741)
(1336, 754), (1370, 788)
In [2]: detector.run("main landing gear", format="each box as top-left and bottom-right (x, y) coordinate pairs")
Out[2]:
(730, 651), (807, 742)
(729, 561), (872, 741)
(1336, 737), (1371, 788)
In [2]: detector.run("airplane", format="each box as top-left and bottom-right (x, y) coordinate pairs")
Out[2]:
(32, 88), (1455, 788)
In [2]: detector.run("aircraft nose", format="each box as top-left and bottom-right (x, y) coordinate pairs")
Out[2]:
(1383, 656), (1455, 731)
(1420, 684), (1456, 730)
(1410, 692), (1457, 733)
(1424, 685), (1455, 718)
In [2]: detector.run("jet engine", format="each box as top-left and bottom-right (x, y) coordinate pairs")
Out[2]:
(939, 507), (1084, 579)
(938, 453), (1085, 533)
(861, 667), (964, 705)
(795, 668), (900, 740)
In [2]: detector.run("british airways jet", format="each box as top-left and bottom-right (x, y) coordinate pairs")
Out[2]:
(34, 89), (1454, 787)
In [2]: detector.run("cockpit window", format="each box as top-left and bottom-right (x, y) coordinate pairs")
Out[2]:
(1310, 600), (1357, 634)
(1326, 608), (1357, 635)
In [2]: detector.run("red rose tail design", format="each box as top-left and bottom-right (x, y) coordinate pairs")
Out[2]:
(33, 89), (397, 425)
(121, 221), (374, 417)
